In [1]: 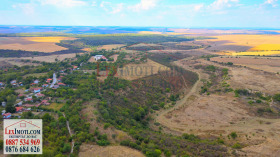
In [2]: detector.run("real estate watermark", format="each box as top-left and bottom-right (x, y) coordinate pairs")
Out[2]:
(4, 119), (42, 154)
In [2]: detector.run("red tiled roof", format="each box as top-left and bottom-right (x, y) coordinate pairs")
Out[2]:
(3, 113), (11, 116)
(16, 107), (23, 112)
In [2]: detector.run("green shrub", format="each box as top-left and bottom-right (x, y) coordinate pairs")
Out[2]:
(232, 143), (242, 149)
(230, 132), (237, 139)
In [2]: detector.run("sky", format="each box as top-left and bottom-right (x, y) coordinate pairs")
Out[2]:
(0, 0), (280, 28)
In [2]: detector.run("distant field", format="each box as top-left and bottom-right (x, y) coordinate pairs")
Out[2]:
(23, 37), (75, 43)
(206, 35), (280, 55)
(0, 37), (76, 52)
(0, 53), (77, 66)
(97, 44), (125, 50)
(249, 44), (280, 51)
(211, 56), (280, 73)
(231, 51), (280, 56)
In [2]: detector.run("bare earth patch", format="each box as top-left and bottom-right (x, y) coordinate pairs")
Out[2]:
(79, 144), (145, 157)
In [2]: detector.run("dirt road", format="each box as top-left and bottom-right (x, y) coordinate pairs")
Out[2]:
(63, 113), (74, 154)
(155, 59), (201, 129)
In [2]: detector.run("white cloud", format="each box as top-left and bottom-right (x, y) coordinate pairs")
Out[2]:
(13, 3), (35, 15)
(39, 0), (87, 7)
(111, 3), (124, 14)
(100, 1), (124, 14)
(129, 0), (159, 11)
(209, 0), (239, 10)
(91, 1), (97, 7)
(264, 0), (278, 7)
(194, 4), (204, 11)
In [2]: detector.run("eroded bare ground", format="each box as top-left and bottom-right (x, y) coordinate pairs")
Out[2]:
(79, 144), (145, 157)
(156, 57), (280, 156)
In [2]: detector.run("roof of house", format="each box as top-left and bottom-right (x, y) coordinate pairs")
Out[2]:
(3, 113), (11, 117)
(36, 93), (45, 97)
(41, 100), (48, 103)
(16, 107), (23, 112)
(24, 104), (35, 107)
(33, 88), (42, 91)
(25, 98), (33, 101)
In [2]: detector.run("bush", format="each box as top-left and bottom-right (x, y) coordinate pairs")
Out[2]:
(232, 143), (242, 149)
(97, 139), (110, 146)
(151, 105), (160, 110)
(230, 132), (237, 139)
(103, 123), (110, 129)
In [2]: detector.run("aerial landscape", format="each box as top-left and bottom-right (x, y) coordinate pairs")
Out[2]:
(0, 0), (280, 157)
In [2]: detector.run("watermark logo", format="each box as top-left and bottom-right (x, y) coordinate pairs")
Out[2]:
(4, 119), (42, 154)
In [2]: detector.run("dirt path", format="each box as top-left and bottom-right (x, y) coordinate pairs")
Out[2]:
(155, 58), (201, 130)
(63, 113), (74, 154)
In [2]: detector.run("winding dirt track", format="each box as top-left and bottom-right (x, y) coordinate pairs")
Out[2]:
(155, 59), (201, 128)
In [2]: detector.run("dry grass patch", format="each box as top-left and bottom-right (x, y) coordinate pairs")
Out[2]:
(43, 103), (64, 111)
(117, 59), (170, 80)
(97, 44), (125, 50)
(79, 144), (145, 157)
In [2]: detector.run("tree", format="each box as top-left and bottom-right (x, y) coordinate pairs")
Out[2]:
(6, 95), (16, 113)
(62, 143), (71, 153)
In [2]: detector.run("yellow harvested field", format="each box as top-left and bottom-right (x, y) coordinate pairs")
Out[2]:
(249, 44), (280, 51)
(117, 59), (170, 80)
(231, 51), (280, 56)
(23, 37), (76, 43)
(209, 35), (280, 47)
(0, 37), (76, 52)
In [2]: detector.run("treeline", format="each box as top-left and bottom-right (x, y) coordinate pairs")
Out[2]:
(58, 35), (194, 48)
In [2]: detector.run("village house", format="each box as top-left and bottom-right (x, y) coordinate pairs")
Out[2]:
(2, 102), (6, 107)
(35, 93), (45, 98)
(18, 94), (25, 98)
(3, 113), (11, 119)
(40, 100), (50, 105)
(16, 101), (23, 106)
(24, 97), (33, 102)
(46, 78), (52, 83)
(16, 107), (24, 113)
(10, 80), (17, 86)
(34, 80), (39, 84)
(0, 82), (4, 86)
(58, 83), (66, 86)
(33, 87), (42, 93)
(19, 82), (23, 86)
(42, 84), (49, 87)
(2, 110), (6, 115)
(73, 65), (78, 70)
(94, 55), (108, 61)
(53, 85), (59, 89)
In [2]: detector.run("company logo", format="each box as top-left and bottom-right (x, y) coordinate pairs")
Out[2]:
(4, 119), (42, 154)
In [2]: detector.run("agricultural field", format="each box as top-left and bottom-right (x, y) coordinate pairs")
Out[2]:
(97, 44), (125, 50)
(211, 56), (280, 73)
(0, 37), (76, 52)
(204, 35), (280, 56)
